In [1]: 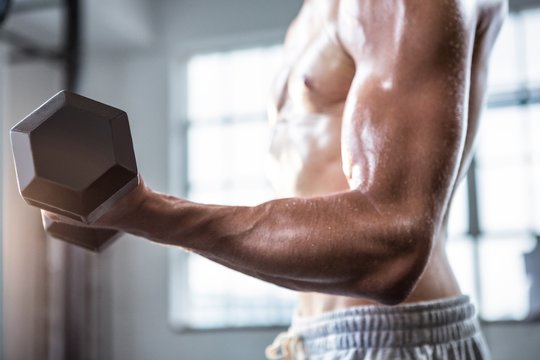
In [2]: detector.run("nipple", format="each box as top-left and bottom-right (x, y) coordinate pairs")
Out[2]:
(303, 75), (315, 91)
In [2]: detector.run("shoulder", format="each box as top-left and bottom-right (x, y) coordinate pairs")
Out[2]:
(337, 0), (507, 36)
(337, 0), (476, 65)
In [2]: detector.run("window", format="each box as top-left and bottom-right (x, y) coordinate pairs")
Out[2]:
(169, 7), (540, 329)
(169, 45), (297, 330)
(446, 8), (540, 321)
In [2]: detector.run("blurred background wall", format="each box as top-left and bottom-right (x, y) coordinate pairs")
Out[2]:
(1, 0), (540, 359)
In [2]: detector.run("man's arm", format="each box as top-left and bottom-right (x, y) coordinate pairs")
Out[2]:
(72, 3), (472, 305)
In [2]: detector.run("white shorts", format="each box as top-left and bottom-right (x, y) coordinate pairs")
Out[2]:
(266, 295), (490, 360)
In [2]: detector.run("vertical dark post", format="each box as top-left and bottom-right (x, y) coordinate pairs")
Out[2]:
(466, 157), (483, 313)
(0, 4), (11, 357)
(64, 247), (90, 360)
(62, 1), (88, 359)
(0, 43), (6, 360)
(64, 0), (80, 92)
(466, 158), (481, 237)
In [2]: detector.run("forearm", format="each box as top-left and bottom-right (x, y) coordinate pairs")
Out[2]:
(119, 189), (433, 304)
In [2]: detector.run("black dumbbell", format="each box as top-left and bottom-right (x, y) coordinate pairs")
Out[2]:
(10, 90), (138, 251)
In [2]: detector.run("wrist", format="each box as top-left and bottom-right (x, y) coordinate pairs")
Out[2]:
(95, 177), (151, 232)
(119, 185), (189, 245)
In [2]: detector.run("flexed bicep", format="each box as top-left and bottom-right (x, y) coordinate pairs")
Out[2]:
(339, 0), (474, 227)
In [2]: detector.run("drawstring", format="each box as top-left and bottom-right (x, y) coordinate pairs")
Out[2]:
(265, 330), (306, 360)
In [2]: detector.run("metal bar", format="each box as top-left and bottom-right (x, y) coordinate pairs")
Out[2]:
(466, 158), (480, 233)
(487, 87), (540, 108)
(466, 157), (484, 313)
(63, 0), (79, 90)
(509, 0), (540, 12)
(0, 43), (8, 360)
(9, 49), (61, 63)
(0, 0), (12, 25)
(0, 29), (63, 62)
(10, 0), (60, 14)
(62, 1), (85, 359)
(64, 247), (89, 360)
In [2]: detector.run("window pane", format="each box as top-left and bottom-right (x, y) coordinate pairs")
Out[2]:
(524, 8), (540, 86)
(533, 164), (540, 232)
(479, 235), (536, 321)
(448, 179), (469, 236)
(530, 105), (540, 159)
(488, 16), (521, 92)
(187, 256), (296, 328)
(476, 105), (537, 233)
(224, 119), (270, 181)
(187, 54), (229, 119)
(476, 107), (529, 166)
(228, 46), (283, 115)
(188, 119), (270, 187)
(528, 105), (539, 231)
(477, 165), (531, 232)
(187, 124), (226, 185)
(187, 46), (283, 120)
(446, 236), (478, 304)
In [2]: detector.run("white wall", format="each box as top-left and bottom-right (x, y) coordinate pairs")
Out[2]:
(2, 61), (63, 360)
(483, 322), (540, 359)
(157, 0), (301, 46)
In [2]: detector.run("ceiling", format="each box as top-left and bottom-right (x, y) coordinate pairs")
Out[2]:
(1, 0), (153, 52)
(1, 0), (539, 54)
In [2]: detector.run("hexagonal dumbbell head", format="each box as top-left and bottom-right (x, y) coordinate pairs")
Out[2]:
(10, 90), (138, 251)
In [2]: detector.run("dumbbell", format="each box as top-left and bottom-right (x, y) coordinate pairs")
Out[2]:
(10, 90), (138, 252)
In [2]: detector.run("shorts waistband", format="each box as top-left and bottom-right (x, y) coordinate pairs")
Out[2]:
(290, 295), (480, 349)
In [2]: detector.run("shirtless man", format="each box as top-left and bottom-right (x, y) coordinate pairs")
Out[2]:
(47, 0), (507, 358)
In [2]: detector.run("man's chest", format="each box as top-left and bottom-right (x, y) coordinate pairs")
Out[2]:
(272, 5), (356, 115)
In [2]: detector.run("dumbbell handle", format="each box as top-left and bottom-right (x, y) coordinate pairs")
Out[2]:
(42, 215), (120, 252)
(38, 173), (138, 251)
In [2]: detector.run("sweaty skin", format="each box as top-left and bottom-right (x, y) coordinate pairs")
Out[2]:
(47, 0), (506, 314)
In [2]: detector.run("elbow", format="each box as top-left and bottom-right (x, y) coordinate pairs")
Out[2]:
(375, 257), (427, 306)
(353, 219), (434, 306)
(380, 221), (434, 305)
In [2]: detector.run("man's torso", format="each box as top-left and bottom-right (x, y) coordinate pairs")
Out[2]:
(267, 0), (506, 316)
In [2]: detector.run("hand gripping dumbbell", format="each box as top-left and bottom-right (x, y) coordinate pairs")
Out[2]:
(10, 90), (138, 252)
